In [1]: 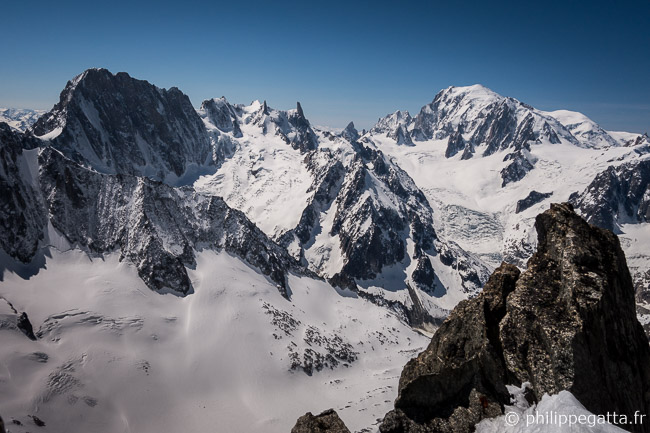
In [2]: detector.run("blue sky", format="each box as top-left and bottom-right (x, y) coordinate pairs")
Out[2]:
(1, 0), (648, 132)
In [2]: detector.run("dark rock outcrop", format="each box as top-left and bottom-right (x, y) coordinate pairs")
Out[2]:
(0, 123), (45, 263)
(291, 409), (351, 433)
(500, 150), (535, 187)
(570, 159), (650, 232)
(515, 190), (552, 213)
(0, 125), (301, 298)
(444, 126), (466, 158)
(500, 203), (650, 426)
(17, 312), (37, 341)
(375, 203), (650, 432)
(341, 122), (360, 143)
(380, 264), (520, 433)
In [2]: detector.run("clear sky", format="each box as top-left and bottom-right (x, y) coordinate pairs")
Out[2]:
(1, 0), (648, 133)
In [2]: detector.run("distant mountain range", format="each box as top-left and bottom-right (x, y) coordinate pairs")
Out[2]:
(0, 68), (648, 432)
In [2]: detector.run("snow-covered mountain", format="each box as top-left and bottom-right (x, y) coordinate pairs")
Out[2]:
(0, 108), (45, 132)
(195, 96), (492, 327)
(1, 69), (650, 433)
(363, 84), (650, 331)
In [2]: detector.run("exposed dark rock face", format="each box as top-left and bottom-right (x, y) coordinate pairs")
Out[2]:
(32, 68), (213, 185)
(341, 122), (359, 143)
(288, 102), (319, 152)
(29, 415), (45, 427)
(0, 123), (45, 263)
(333, 154), (408, 279)
(374, 203), (650, 433)
(500, 203), (650, 427)
(515, 190), (552, 213)
(17, 312), (37, 341)
(279, 149), (347, 249)
(500, 150), (535, 187)
(444, 126), (466, 158)
(411, 256), (436, 290)
(570, 159), (650, 232)
(0, 128), (301, 297)
(291, 409), (351, 433)
(279, 139), (489, 327)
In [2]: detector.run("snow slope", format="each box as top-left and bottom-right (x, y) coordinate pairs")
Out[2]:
(477, 384), (628, 433)
(195, 100), (314, 238)
(0, 249), (427, 433)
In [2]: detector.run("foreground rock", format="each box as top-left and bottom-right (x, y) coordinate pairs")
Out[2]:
(500, 202), (650, 424)
(378, 203), (650, 432)
(291, 409), (351, 433)
(379, 263), (520, 432)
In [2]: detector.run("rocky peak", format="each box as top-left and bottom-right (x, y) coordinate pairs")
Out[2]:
(341, 121), (359, 142)
(199, 97), (242, 137)
(32, 68), (214, 185)
(406, 85), (579, 160)
(296, 101), (305, 118)
(37, 147), (300, 297)
(499, 203), (650, 425)
(246, 100), (318, 152)
(370, 110), (413, 145)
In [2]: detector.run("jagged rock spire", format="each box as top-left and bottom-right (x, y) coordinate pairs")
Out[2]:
(342, 121), (359, 142)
